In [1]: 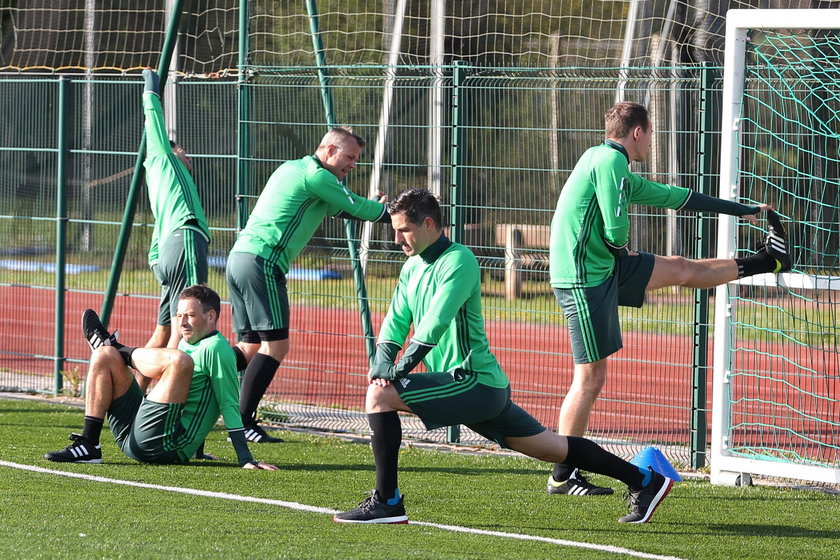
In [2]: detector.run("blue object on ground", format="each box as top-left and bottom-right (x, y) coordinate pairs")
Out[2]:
(0, 259), (99, 274)
(207, 255), (227, 269)
(287, 267), (342, 280)
(0, 246), (50, 257)
(206, 255), (341, 281)
(630, 445), (682, 482)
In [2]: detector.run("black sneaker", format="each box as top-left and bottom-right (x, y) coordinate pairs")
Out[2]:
(243, 423), (284, 443)
(44, 433), (102, 463)
(81, 309), (117, 352)
(764, 210), (792, 273)
(619, 469), (673, 523)
(547, 470), (614, 495)
(333, 492), (408, 524)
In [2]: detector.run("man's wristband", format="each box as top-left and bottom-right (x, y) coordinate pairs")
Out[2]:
(373, 341), (401, 365)
(606, 243), (628, 259)
(228, 429), (254, 466)
(681, 191), (759, 216)
(393, 341), (433, 378)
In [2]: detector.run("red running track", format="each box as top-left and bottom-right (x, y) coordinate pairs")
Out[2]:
(1, 285), (836, 458)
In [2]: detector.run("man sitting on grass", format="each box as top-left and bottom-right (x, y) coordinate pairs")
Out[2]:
(44, 285), (277, 470)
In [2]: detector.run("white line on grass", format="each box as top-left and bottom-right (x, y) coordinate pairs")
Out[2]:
(1, 460), (686, 560)
(409, 520), (687, 560)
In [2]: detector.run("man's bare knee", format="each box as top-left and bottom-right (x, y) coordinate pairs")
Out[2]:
(662, 255), (693, 286)
(649, 254), (698, 291)
(91, 345), (121, 367)
(171, 351), (194, 374)
(365, 383), (400, 413)
(260, 340), (289, 363)
(575, 360), (608, 393)
(147, 348), (193, 381)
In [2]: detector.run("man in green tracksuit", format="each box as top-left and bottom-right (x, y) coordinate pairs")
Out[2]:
(45, 285), (276, 470)
(226, 126), (389, 443)
(333, 187), (674, 525)
(546, 101), (792, 495)
(142, 69), (211, 350)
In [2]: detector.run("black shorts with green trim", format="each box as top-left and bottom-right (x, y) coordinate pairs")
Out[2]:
(225, 251), (290, 336)
(107, 380), (188, 464)
(153, 226), (209, 326)
(554, 252), (655, 364)
(393, 371), (545, 448)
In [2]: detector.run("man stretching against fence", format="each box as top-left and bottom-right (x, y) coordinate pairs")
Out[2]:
(141, 69), (212, 351)
(226, 126), (389, 443)
(546, 101), (792, 496)
(333, 188), (672, 524)
(45, 285), (276, 470)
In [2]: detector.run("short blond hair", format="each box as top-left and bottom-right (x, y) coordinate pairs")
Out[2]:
(318, 126), (366, 150)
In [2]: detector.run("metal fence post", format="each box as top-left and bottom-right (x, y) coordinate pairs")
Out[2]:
(450, 61), (466, 245)
(691, 62), (717, 469)
(446, 61), (468, 444)
(53, 76), (70, 395)
(100, 0), (186, 326)
(306, 0), (376, 364)
(236, 0), (251, 232)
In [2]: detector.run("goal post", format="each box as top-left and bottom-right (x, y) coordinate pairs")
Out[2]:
(712, 9), (840, 485)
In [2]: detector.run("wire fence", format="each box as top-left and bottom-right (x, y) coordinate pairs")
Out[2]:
(0, 66), (723, 467)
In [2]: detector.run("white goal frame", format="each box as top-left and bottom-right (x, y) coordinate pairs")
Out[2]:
(712, 9), (840, 485)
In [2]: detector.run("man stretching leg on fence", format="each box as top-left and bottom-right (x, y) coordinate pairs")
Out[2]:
(45, 285), (277, 470)
(225, 126), (389, 443)
(333, 188), (673, 524)
(141, 69), (216, 353)
(546, 101), (792, 496)
(138, 70), (249, 455)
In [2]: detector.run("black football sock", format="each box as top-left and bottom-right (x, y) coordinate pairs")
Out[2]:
(231, 346), (249, 371)
(100, 336), (135, 368)
(551, 463), (575, 481)
(81, 416), (104, 445)
(239, 353), (280, 425)
(369, 411), (402, 505)
(735, 250), (777, 278)
(116, 345), (137, 368)
(564, 436), (647, 490)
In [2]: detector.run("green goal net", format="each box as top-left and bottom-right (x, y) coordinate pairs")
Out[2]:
(713, 9), (840, 485)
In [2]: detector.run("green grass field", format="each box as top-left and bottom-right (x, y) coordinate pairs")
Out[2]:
(2, 397), (838, 560)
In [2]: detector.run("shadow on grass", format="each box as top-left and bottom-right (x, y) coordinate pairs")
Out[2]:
(274, 462), (547, 476)
(700, 524), (840, 539)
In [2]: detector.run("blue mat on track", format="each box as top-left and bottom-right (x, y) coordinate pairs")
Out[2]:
(0, 259), (99, 274)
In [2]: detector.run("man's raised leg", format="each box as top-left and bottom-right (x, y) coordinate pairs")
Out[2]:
(646, 211), (792, 291)
(130, 346), (194, 404)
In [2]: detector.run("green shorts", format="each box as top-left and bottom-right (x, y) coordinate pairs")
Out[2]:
(107, 380), (189, 464)
(153, 226), (209, 326)
(394, 370), (545, 448)
(225, 251), (290, 335)
(554, 252), (655, 364)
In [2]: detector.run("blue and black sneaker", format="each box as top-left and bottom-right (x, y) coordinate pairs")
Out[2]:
(619, 468), (673, 523)
(333, 491), (408, 524)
